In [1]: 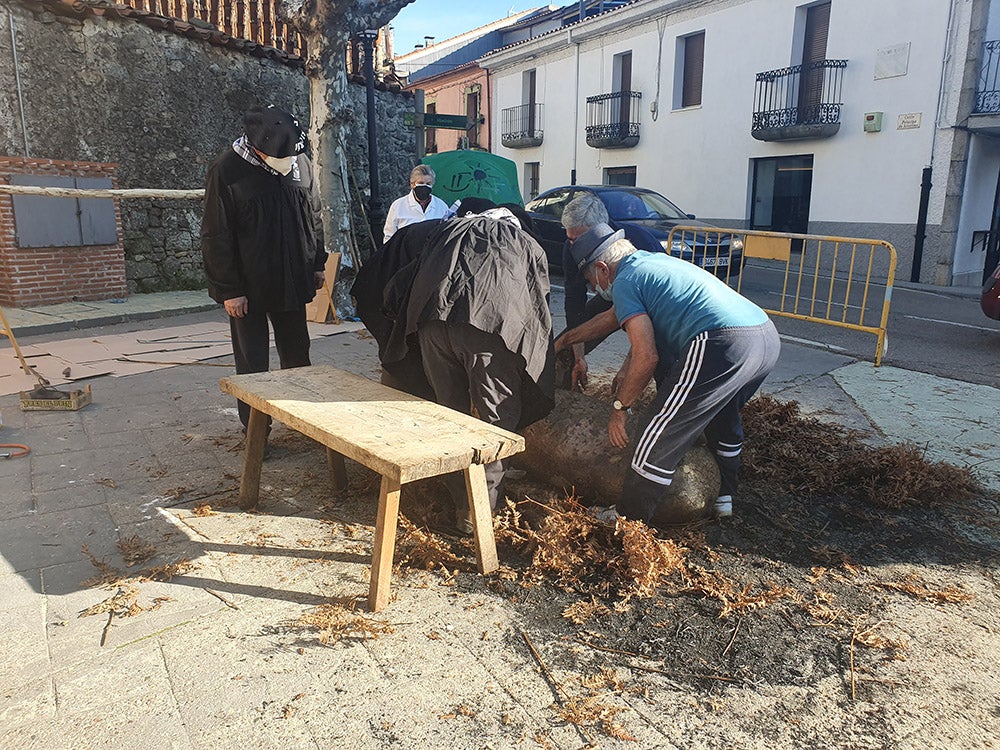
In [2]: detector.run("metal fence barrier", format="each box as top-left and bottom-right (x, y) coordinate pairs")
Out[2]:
(666, 226), (897, 366)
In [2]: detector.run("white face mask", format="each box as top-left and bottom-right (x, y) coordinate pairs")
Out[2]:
(263, 155), (295, 175)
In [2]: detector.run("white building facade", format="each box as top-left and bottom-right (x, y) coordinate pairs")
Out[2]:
(482, 0), (998, 287)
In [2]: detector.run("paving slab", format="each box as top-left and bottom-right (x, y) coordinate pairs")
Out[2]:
(0, 470), (33, 519)
(2, 692), (193, 750)
(1, 505), (119, 574)
(833, 363), (1000, 488)
(33, 483), (109, 515)
(1, 294), (999, 748)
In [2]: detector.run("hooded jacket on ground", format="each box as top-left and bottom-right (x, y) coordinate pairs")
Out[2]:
(402, 215), (555, 429)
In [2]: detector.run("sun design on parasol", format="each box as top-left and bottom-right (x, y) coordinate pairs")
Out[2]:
(443, 161), (507, 197)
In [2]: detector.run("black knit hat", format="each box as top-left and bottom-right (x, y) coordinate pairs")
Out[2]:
(243, 106), (306, 158)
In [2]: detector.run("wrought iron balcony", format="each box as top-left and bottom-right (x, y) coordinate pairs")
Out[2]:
(976, 40), (1000, 113)
(586, 91), (641, 149)
(752, 59), (847, 141)
(500, 104), (544, 148)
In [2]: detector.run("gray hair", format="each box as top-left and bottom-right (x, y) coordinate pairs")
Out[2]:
(561, 192), (609, 231)
(584, 238), (637, 274)
(410, 164), (435, 183)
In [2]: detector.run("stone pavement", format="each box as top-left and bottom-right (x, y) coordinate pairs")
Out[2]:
(0, 291), (998, 749)
(3, 291), (216, 337)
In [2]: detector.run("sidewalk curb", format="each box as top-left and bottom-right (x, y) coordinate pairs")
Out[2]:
(893, 280), (981, 299)
(9, 303), (218, 338)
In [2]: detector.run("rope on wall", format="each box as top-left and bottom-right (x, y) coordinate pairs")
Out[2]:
(0, 185), (204, 200)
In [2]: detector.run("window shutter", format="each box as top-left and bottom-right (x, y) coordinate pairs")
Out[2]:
(682, 32), (705, 108)
(802, 2), (831, 65)
(799, 2), (831, 115)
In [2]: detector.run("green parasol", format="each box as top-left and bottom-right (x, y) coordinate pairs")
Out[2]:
(422, 150), (524, 207)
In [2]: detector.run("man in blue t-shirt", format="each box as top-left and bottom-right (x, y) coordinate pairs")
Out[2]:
(558, 192), (662, 391)
(557, 224), (781, 522)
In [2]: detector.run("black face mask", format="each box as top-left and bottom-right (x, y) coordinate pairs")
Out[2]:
(412, 185), (433, 202)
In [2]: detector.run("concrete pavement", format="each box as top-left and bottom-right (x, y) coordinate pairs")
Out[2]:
(0, 290), (998, 748)
(3, 291), (217, 337)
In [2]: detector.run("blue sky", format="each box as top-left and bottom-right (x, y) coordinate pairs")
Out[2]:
(389, 0), (538, 55)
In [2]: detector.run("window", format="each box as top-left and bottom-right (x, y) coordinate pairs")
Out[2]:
(525, 162), (540, 200)
(798, 2), (831, 115)
(604, 167), (637, 187)
(425, 101), (437, 153)
(523, 69), (538, 136)
(465, 85), (482, 147)
(11, 175), (117, 248)
(612, 51), (633, 125)
(528, 188), (573, 218)
(523, 70), (537, 106)
(682, 33), (705, 107)
(674, 31), (705, 108)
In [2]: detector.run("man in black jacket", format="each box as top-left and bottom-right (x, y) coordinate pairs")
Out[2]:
(201, 106), (327, 432)
(403, 208), (555, 530)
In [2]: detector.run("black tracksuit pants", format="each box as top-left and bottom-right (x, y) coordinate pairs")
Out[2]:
(229, 307), (311, 429)
(417, 320), (524, 511)
(619, 321), (781, 522)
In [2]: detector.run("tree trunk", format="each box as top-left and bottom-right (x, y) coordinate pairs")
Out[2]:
(287, 0), (412, 307)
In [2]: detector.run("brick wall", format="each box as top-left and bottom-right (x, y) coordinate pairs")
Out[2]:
(0, 157), (127, 307)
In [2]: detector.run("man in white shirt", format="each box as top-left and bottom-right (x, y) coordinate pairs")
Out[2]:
(382, 164), (449, 245)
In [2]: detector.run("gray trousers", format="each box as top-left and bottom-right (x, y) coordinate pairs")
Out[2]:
(417, 320), (524, 510)
(619, 321), (781, 522)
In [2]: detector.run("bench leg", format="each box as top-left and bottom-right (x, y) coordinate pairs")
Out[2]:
(464, 464), (499, 575)
(368, 475), (401, 612)
(327, 448), (348, 492)
(238, 408), (268, 510)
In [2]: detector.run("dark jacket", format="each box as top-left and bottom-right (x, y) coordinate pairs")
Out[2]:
(352, 219), (443, 367)
(201, 149), (326, 311)
(351, 219), (443, 399)
(404, 215), (555, 428)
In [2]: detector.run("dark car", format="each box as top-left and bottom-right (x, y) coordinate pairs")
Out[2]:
(525, 185), (743, 276)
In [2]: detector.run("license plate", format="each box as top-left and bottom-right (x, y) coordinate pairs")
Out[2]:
(702, 256), (729, 267)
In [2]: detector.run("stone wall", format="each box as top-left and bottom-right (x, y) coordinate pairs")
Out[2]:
(0, 0), (414, 298)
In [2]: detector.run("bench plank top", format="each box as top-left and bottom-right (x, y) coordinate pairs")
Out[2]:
(220, 365), (525, 483)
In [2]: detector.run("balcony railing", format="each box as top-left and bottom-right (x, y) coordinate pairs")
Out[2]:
(501, 104), (544, 148)
(976, 40), (1000, 113)
(586, 91), (641, 149)
(752, 59), (847, 141)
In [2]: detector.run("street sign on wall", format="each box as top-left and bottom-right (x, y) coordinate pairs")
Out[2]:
(424, 113), (470, 129)
(404, 112), (471, 130)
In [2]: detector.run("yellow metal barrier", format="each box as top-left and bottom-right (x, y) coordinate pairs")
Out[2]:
(665, 226), (897, 366)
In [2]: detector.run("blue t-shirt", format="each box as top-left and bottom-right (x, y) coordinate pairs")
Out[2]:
(612, 251), (768, 361)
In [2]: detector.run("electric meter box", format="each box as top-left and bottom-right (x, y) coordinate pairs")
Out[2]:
(864, 112), (883, 132)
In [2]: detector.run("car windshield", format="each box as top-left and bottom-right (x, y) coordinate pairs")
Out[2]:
(599, 189), (688, 221)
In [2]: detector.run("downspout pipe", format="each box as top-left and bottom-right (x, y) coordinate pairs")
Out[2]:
(10, 11), (29, 158)
(570, 28), (580, 185)
(363, 34), (381, 242)
(912, 0), (957, 283)
(484, 66), (491, 152)
(911, 167), (932, 283)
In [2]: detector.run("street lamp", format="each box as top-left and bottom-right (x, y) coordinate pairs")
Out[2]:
(360, 28), (381, 244)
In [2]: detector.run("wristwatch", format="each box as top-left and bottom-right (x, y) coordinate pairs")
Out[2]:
(612, 399), (633, 415)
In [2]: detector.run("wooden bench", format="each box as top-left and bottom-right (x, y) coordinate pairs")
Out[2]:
(219, 364), (525, 611)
